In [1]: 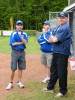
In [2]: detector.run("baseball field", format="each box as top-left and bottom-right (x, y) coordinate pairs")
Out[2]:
(0, 36), (75, 100)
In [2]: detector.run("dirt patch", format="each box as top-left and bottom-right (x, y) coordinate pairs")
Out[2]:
(0, 53), (75, 100)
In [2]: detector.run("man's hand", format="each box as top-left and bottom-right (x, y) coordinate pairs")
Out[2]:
(48, 35), (58, 43)
(19, 35), (27, 45)
(42, 28), (47, 34)
(12, 33), (27, 46)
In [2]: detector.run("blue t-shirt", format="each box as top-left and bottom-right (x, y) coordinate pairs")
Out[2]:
(52, 24), (72, 55)
(10, 30), (28, 50)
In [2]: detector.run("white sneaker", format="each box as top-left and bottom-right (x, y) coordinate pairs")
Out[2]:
(17, 81), (24, 88)
(6, 82), (13, 90)
(42, 77), (50, 83)
(55, 92), (63, 98)
(43, 87), (54, 93)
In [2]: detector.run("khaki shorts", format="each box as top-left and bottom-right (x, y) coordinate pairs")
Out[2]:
(41, 52), (52, 67)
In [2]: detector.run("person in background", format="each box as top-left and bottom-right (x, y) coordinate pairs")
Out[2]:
(43, 12), (72, 98)
(38, 21), (53, 83)
(6, 20), (28, 90)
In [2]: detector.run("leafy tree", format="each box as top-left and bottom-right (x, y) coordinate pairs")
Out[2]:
(0, 0), (68, 30)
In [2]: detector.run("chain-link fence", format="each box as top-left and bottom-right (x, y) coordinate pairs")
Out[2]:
(68, 0), (75, 5)
(49, 11), (61, 28)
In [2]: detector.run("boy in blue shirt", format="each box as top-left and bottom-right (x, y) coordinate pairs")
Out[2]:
(38, 21), (53, 83)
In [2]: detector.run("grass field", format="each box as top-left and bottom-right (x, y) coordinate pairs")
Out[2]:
(4, 77), (75, 100)
(0, 36), (41, 54)
(0, 36), (75, 100)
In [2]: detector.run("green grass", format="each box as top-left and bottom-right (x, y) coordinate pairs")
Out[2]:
(0, 36), (11, 54)
(26, 36), (41, 54)
(4, 76), (75, 100)
(0, 36), (41, 54)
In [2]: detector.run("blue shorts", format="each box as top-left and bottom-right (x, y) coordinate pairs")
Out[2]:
(10, 50), (26, 71)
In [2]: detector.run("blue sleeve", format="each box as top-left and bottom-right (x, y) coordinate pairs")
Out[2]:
(44, 33), (49, 42)
(38, 34), (46, 44)
(52, 26), (60, 36)
(44, 30), (52, 43)
(10, 33), (16, 45)
(56, 28), (69, 42)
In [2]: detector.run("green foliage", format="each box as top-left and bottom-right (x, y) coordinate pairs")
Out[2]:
(51, 0), (68, 11)
(0, 0), (68, 30)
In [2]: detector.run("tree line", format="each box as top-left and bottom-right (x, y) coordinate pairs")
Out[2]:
(0, 0), (67, 30)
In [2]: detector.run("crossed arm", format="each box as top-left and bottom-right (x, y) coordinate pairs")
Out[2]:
(12, 35), (27, 46)
(48, 35), (59, 43)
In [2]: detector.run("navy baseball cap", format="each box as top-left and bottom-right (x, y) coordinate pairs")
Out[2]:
(16, 20), (23, 25)
(58, 12), (68, 18)
(44, 20), (50, 26)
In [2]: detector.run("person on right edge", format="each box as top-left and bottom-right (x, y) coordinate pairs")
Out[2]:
(43, 12), (72, 98)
